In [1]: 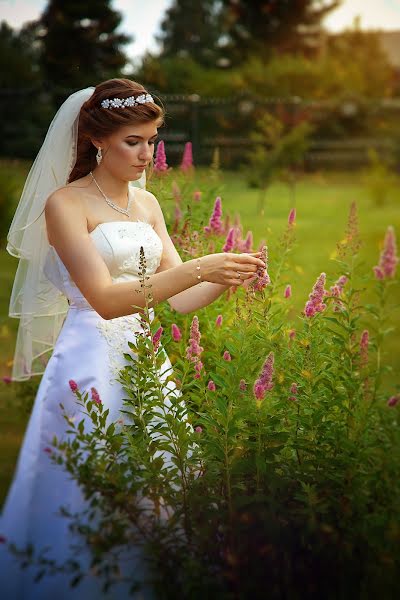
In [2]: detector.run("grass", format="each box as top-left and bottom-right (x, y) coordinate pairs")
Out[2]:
(0, 162), (399, 505)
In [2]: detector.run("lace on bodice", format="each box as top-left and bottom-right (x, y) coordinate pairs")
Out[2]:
(43, 220), (163, 311)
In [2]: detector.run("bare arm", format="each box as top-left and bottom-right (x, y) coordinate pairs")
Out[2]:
(45, 189), (265, 320)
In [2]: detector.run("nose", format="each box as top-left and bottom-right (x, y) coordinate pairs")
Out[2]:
(138, 142), (154, 162)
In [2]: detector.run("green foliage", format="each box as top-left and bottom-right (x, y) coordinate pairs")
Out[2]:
(363, 148), (398, 207)
(5, 167), (399, 598)
(245, 112), (313, 214)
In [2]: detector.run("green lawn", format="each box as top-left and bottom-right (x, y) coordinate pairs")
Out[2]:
(1, 164), (399, 505)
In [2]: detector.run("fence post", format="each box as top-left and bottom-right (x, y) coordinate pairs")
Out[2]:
(188, 94), (201, 163)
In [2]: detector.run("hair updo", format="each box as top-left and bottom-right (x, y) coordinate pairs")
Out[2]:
(68, 78), (165, 183)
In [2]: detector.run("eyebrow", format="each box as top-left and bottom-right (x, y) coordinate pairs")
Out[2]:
(126, 133), (158, 139)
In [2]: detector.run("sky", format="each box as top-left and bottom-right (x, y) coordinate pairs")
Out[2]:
(0, 0), (399, 62)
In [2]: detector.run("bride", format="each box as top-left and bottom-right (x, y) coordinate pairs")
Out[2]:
(0, 78), (265, 599)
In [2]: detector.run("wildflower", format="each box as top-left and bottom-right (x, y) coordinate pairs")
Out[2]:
(193, 190), (202, 202)
(337, 201), (361, 258)
(387, 395), (400, 407)
(330, 275), (348, 297)
(215, 314), (223, 327)
(180, 141), (193, 171)
(207, 380), (216, 391)
(251, 245), (271, 291)
(288, 329), (296, 341)
(69, 379), (78, 392)
(239, 379), (247, 391)
(222, 227), (235, 252)
(152, 326), (163, 351)
(204, 197), (223, 234)
(174, 204), (182, 223)
(171, 323), (182, 342)
(194, 425), (203, 434)
(284, 284), (292, 298)
(223, 214), (231, 234)
(288, 208), (296, 226)
(154, 140), (168, 172)
(43, 447), (52, 454)
(2, 376), (12, 384)
(304, 273), (327, 317)
(290, 383), (298, 395)
(223, 350), (232, 361)
(373, 226), (398, 279)
(91, 387), (102, 405)
(360, 330), (369, 368)
(253, 351), (274, 402)
(186, 316), (203, 362)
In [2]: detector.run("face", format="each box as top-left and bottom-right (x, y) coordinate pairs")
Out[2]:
(94, 120), (159, 180)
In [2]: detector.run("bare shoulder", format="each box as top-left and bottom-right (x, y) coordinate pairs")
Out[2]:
(133, 188), (163, 224)
(45, 186), (87, 245)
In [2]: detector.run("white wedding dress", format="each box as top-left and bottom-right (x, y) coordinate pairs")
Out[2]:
(0, 220), (179, 599)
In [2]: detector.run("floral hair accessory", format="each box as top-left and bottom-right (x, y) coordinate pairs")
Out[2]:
(100, 93), (154, 109)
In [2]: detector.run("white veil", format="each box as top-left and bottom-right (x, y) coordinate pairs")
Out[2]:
(6, 86), (147, 381)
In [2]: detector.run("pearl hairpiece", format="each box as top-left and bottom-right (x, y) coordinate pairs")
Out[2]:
(100, 93), (154, 110)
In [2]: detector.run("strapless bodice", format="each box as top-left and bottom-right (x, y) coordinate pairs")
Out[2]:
(43, 220), (163, 311)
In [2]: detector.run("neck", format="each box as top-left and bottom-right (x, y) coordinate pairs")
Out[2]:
(90, 167), (129, 208)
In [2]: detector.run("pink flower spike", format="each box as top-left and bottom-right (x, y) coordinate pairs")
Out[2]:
(288, 208), (296, 226)
(193, 190), (202, 202)
(91, 387), (102, 405)
(239, 379), (247, 391)
(2, 376), (12, 384)
(207, 380), (216, 391)
(222, 227), (235, 253)
(154, 140), (168, 172)
(284, 284), (292, 298)
(215, 314), (223, 327)
(387, 395), (400, 407)
(360, 330), (369, 368)
(223, 350), (232, 361)
(253, 351), (274, 402)
(194, 425), (203, 434)
(205, 197), (223, 235)
(180, 141), (193, 171)
(171, 323), (182, 342)
(304, 273), (327, 318)
(69, 379), (78, 392)
(290, 383), (298, 395)
(373, 226), (398, 279)
(44, 447), (52, 454)
(244, 231), (253, 253)
(289, 329), (296, 340)
(152, 326), (163, 351)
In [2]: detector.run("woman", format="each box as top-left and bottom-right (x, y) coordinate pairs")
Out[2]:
(0, 78), (265, 598)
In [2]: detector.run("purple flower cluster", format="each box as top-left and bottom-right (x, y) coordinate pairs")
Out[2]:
(171, 323), (182, 342)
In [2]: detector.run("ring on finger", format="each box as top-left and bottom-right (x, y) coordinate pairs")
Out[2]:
(237, 272), (242, 279)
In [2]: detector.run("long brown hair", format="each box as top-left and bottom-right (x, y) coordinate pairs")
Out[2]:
(68, 78), (164, 183)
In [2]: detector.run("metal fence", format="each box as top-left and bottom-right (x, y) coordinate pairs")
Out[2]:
(1, 88), (399, 168)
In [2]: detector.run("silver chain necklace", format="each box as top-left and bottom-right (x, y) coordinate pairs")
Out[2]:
(89, 171), (134, 217)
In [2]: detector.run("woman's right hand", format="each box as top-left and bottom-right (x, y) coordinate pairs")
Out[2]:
(199, 252), (266, 287)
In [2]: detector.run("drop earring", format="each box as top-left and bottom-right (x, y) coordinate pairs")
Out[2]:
(96, 147), (102, 165)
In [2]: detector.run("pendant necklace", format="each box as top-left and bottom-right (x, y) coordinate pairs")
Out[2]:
(89, 171), (134, 217)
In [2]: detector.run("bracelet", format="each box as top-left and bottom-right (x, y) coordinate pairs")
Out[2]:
(196, 258), (202, 286)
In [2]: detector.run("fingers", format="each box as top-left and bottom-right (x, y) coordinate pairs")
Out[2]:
(234, 253), (266, 268)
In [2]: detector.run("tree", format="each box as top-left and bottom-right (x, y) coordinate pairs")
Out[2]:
(39, 0), (132, 103)
(156, 0), (223, 68)
(219, 0), (341, 64)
